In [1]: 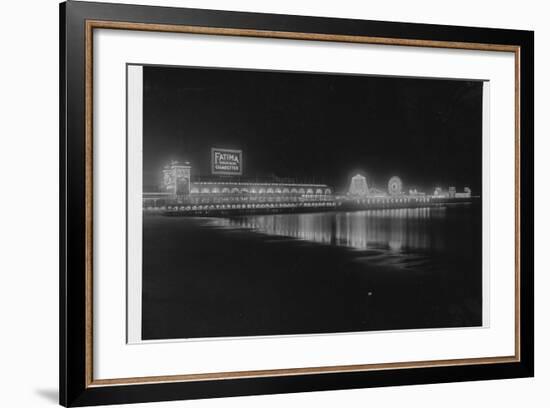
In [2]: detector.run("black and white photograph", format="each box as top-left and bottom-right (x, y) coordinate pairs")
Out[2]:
(48, 1), (537, 406)
(128, 64), (486, 341)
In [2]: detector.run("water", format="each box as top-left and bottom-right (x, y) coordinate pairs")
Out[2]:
(142, 204), (482, 340)
(210, 208), (443, 251)
(207, 206), (479, 272)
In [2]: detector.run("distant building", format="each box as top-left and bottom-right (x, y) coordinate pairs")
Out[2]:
(162, 161), (191, 196)
(449, 186), (456, 198)
(408, 189), (426, 197)
(456, 187), (472, 198)
(348, 174), (369, 197)
(433, 187), (446, 197)
(368, 187), (387, 197)
(433, 186), (472, 199)
(144, 159), (335, 211)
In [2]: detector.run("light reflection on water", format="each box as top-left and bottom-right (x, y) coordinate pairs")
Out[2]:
(209, 208), (449, 253)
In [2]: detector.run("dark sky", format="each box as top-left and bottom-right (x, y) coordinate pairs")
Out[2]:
(142, 65), (483, 194)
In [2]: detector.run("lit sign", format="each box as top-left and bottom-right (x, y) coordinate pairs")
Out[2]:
(211, 148), (243, 175)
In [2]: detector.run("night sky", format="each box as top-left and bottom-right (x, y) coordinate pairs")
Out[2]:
(142, 65), (483, 194)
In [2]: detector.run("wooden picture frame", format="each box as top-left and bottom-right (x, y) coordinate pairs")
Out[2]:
(60, 1), (534, 406)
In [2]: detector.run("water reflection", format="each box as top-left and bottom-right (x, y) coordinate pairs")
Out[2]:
(209, 208), (449, 252)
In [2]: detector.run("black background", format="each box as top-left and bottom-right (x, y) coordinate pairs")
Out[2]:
(143, 66), (483, 194)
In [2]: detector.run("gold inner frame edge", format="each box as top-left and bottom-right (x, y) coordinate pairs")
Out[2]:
(83, 19), (521, 388)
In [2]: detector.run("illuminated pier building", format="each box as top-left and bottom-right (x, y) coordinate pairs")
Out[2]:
(143, 160), (336, 214)
(143, 152), (474, 215)
(343, 173), (472, 209)
(348, 174), (369, 197)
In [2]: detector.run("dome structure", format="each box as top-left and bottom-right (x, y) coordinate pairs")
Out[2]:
(348, 174), (369, 197)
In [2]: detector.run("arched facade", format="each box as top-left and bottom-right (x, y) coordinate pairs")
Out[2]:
(144, 160), (336, 211)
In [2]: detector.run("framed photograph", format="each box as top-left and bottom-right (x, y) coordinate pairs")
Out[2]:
(60, 1), (534, 406)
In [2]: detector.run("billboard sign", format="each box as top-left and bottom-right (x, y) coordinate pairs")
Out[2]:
(211, 148), (243, 176)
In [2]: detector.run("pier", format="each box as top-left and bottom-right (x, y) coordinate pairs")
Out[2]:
(144, 162), (477, 217)
(154, 196), (478, 217)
